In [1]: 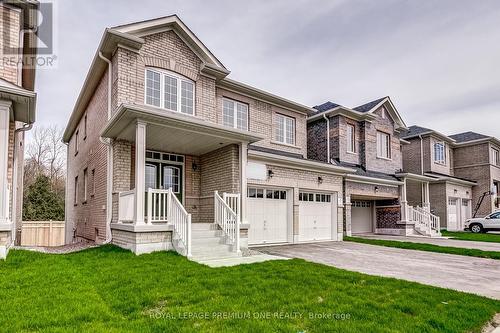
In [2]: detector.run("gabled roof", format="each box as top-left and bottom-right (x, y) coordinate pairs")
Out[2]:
(449, 131), (490, 143)
(353, 97), (387, 113)
(313, 101), (341, 113)
(401, 125), (455, 143)
(309, 96), (407, 130)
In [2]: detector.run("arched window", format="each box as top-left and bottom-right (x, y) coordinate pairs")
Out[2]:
(145, 68), (195, 115)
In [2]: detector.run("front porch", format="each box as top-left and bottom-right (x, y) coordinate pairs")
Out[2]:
(101, 104), (263, 256)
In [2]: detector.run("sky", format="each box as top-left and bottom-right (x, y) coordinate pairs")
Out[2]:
(34, 0), (500, 138)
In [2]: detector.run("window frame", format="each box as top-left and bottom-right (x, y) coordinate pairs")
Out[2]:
(91, 169), (95, 197)
(222, 97), (249, 130)
(376, 131), (391, 159)
(74, 176), (78, 206)
(144, 68), (196, 116)
(492, 148), (500, 166)
(74, 130), (79, 155)
(83, 168), (88, 203)
(274, 113), (296, 146)
(434, 141), (446, 165)
(347, 124), (356, 153)
(83, 114), (87, 140)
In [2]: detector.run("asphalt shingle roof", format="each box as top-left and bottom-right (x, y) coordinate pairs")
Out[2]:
(313, 101), (341, 113)
(400, 125), (434, 139)
(353, 97), (387, 113)
(449, 131), (490, 143)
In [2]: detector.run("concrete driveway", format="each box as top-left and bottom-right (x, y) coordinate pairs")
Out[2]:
(260, 241), (500, 300)
(355, 233), (500, 252)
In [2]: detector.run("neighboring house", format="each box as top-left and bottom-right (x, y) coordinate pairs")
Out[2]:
(449, 132), (500, 218)
(307, 97), (440, 237)
(62, 15), (354, 258)
(401, 126), (476, 231)
(0, 0), (38, 259)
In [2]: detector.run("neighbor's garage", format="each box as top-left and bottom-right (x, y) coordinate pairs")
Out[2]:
(351, 200), (373, 234)
(298, 192), (337, 242)
(247, 187), (289, 245)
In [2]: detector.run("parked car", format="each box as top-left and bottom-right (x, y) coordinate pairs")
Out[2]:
(464, 211), (500, 233)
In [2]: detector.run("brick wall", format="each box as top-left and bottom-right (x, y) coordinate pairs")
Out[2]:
(376, 206), (402, 229)
(66, 70), (109, 242)
(307, 119), (327, 162)
(0, 4), (21, 85)
(402, 138), (422, 174)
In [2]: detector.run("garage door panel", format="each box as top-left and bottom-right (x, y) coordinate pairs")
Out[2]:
(248, 188), (288, 245)
(299, 193), (336, 242)
(352, 201), (372, 234)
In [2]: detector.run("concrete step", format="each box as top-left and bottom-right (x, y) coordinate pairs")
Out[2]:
(191, 223), (218, 231)
(191, 237), (226, 246)
(191, 229), (223, 238)
(191, 251), (241, 260)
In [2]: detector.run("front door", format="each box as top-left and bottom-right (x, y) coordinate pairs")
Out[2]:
(145, 162), (183, 203)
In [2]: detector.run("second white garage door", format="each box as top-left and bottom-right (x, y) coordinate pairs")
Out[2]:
(351, 201), (373, 234)
(247, 187), (289, 245)
(299, 192), (336, 242)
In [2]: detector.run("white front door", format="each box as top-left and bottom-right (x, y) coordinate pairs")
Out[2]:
(298, 192), (336, 242)
(447, 198), (459, 231)
(247, 188), (288, 245)
(460, 199), (471, 231)
(351, 201), (373, 234)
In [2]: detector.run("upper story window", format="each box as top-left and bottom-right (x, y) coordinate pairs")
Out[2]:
(347, 124), (355, 153)
(376, 131), (391, 159)
(74, 176), (78, 205)
(83, 114), (87, 140)
(492, 148), (500, 166)
(434, 142), (446, 165)
(274, 114), (295, 145)
(145, 68), (195, 115)
(83, 168), (88, 203)
(223, 98), (248, 130)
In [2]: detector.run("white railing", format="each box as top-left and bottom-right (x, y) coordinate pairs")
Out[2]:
(147, 188), (169, 223)
(408, 206), (440, 235)
(214, 191), (240, 253)
(169, 188), (192, 257)
(118, 190), (135, 223)
(223, 193), (241, 223)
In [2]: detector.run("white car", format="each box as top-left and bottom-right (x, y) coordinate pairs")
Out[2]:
(464, 211), (500, 233)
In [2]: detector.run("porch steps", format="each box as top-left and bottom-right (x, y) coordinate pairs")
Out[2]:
(189, 223), (242, 261)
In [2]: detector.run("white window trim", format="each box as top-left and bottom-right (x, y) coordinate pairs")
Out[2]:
(433, 142), (446, 165)
(347, 124), (356, 153)
(492, 148), (500, 166)
(144, 68), (196, 115)
(274, 113), (296, 146)
(74, 130), (79, 155)
(83, 168), (88, 203)
(376, 131), (391, 160)
(222, 97), (249, 130)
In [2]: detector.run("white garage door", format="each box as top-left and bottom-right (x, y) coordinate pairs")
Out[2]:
(351, 201), (373, 234)
(247, 187), (288, 245)
(298, 192), (336, 242)
(447, 198), (459, 231)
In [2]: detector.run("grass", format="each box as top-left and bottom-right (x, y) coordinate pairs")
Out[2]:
(0, 246), (499, 332)
(442, 230), (500, 243)
(345, 236), (500, 260)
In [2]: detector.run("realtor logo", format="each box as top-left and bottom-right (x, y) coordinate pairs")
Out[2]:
(2, 0), (57, 68)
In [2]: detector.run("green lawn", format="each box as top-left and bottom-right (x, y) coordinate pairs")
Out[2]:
(345, 236), (500, 260)
(442, 230), (500, 243)
(1, 246), (499, 332)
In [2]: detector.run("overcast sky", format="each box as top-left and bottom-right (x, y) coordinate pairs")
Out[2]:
(34, 0), (500, 138)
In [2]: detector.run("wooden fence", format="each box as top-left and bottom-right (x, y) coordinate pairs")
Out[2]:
(21, 221), (65, 247)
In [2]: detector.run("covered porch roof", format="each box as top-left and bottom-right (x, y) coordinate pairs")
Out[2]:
(101, 103), (264, 155)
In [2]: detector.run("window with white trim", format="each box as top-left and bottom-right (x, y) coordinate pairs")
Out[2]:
(74, 176), (78, 205)
(376, 131), (391, 159)
(274, 114), (295, 145)
(83, 168), (88, 202)
(223, 98), (248, 130)
(347, 124), (355, 153)
(434, 142), (446, 164)
(145, 68), (195, 115)
(492, 148), (499, 166)
(74, 130), (79, 155)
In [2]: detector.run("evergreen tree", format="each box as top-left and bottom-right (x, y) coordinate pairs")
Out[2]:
(23, 175), (64, 221)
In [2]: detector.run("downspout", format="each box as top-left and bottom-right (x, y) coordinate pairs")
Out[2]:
(98, 52), (113, 244)
(62, 140), (70, 243)
(12, 123), (33, 245)
(323, 114), (331, 163)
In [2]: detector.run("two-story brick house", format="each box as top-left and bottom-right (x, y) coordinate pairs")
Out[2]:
(401, 126), (477, 231)
(450, 132), (500, 218)
(307, 97), (440, 237)
(0, 0), (38, 259)
(62, 16), (354, 259)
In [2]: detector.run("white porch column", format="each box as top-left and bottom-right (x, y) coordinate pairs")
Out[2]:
(422, 182), (430, 212)
(134, 121), (147, 225)
(0, 101), (12, 225)
(400, 177), (408, 222)
(239, 142), (248, 223)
